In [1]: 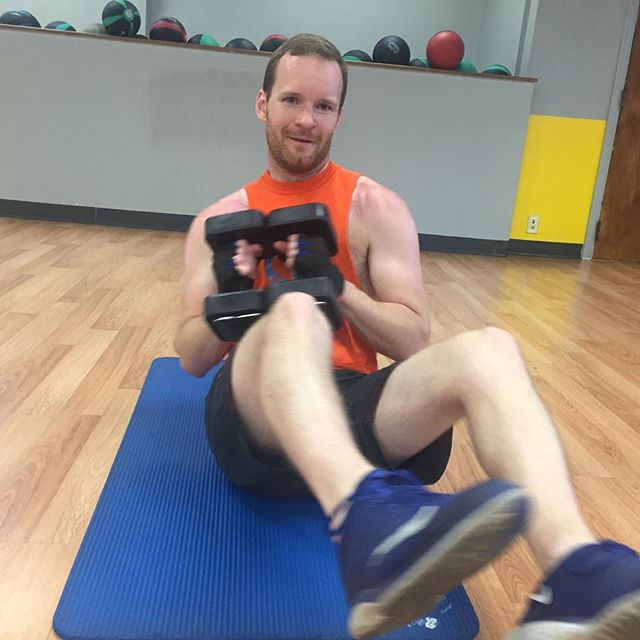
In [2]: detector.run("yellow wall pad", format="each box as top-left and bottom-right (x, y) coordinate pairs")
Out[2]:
(510, 114), (606, 243)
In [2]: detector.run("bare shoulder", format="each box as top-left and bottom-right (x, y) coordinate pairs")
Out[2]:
(189, 188), (249, 236)
(352, 176), (416, 233)
(183, 188), (249, 278)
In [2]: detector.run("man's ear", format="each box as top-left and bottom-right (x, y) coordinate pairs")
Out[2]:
(256, 89), (268, 123)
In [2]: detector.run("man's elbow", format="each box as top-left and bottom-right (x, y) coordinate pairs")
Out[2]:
(178, 355), (210, 378)
(174, 334), (211, 378)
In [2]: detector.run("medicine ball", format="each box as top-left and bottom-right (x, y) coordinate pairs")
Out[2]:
(225, 37), (257, 50)
(0, 9), (41, 27)
(426, 30), (465, 70)
(149, 17), (187, 42)
(189, 34), (220, 47)
(102, 0), (141, 37)
(45, 21), (76, 31)
(482, 64), (512, 76)
(343, 49), (372, 62)
(409, 57), (429, 67)
(260, 34), (287, 52)
(456, 59), (477, 74)
(373, 35), (411, 65)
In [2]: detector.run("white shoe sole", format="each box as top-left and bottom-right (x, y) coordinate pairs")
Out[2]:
(505, 590), (640, 640)
(348, 487), (527, 640)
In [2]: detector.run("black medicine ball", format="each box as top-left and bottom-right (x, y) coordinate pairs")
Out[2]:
(225, 37), (258, 51)
(0, 9), (41, 27)
(102, 0), (141, 37)
(373, 35), (411, 65)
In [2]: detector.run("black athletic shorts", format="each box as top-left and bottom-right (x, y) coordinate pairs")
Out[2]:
(204, 353), (453, 498)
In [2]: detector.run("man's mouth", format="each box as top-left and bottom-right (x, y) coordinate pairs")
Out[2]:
(289, 136), (315, 144)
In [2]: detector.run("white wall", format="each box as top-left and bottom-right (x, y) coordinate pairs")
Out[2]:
(0, 0), (147, 32)
(476, 0), (527, 72)
(147, 0), (488, 63)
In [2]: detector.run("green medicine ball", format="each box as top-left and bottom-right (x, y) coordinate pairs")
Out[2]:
(482, 64), (512, 76)
(102, 0), (141, 37)
(456, 59), (478, 73)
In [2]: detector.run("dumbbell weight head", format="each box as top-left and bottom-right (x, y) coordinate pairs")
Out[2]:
(265, 203), (337, 257)
(204, 289), (267, 342)
(205, 209), (266, 252)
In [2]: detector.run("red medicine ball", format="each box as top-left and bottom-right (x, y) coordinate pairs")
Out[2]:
(426, 30), (465, 70)
(150, 17), (187, 43)
(260, 34), (287, 52)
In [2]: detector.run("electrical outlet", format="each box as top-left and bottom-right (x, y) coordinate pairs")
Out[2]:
(527, 216), (539, 234)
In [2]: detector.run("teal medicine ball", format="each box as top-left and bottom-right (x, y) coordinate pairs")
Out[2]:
(45, 21), (76, 31)
(102, 0), (141, 37)
(188, 34), (220, 47)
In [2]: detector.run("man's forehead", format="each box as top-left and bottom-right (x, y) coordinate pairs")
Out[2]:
(273, 54), (342, 94)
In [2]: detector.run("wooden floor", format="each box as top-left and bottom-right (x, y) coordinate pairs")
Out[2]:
(1, 216), (639, 640)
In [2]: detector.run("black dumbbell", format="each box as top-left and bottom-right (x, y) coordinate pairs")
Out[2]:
(204, 203), (342, 341)
(265, 203), (342, 330)
(204, 209), (267, 341)
(204, 289), (266, 341)
(205, 209), (266, 253)
(265, 203), (337, 257)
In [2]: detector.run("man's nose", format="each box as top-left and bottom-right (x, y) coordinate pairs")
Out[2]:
(295, 104), (315, 127)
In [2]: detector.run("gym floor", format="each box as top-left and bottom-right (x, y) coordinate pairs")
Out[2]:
(1, 216), (639, 639)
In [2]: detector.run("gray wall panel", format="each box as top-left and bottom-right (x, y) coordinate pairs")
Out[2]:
(0, 28), (533, 240)
(477, 0), (527, 72)
(526, 0), (629, 118)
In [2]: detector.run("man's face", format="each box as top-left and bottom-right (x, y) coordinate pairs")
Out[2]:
(256, 54), (343, 176)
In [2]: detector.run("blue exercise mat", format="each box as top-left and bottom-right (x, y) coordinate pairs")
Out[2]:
(54, 357), (479, 640)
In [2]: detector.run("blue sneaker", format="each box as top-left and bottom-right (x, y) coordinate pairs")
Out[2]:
(329, 469), (530, 639)
(507, 540), (640, 640)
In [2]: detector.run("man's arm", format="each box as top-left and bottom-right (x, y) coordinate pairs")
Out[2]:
(338, 180), (430, 361)
(174, 190), (248, 377)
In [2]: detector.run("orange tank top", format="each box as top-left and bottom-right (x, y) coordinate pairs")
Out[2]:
(245, 161), (378, 374)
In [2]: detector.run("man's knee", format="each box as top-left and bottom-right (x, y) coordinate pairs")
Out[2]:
(268, 291), (332, 334)
(440, 326), (527, 384)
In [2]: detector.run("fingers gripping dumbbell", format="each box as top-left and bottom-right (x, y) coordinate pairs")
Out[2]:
(266, 203), (343, 331)
(204, 209), (268, 341)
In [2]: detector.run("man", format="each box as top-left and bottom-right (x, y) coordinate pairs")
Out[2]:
(175, 33), (640, 640)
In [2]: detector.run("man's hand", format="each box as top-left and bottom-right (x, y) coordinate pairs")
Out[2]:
(213, 240), (263, 292)
(233, 240), (264, 279)
(274, 234), (345, 296)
